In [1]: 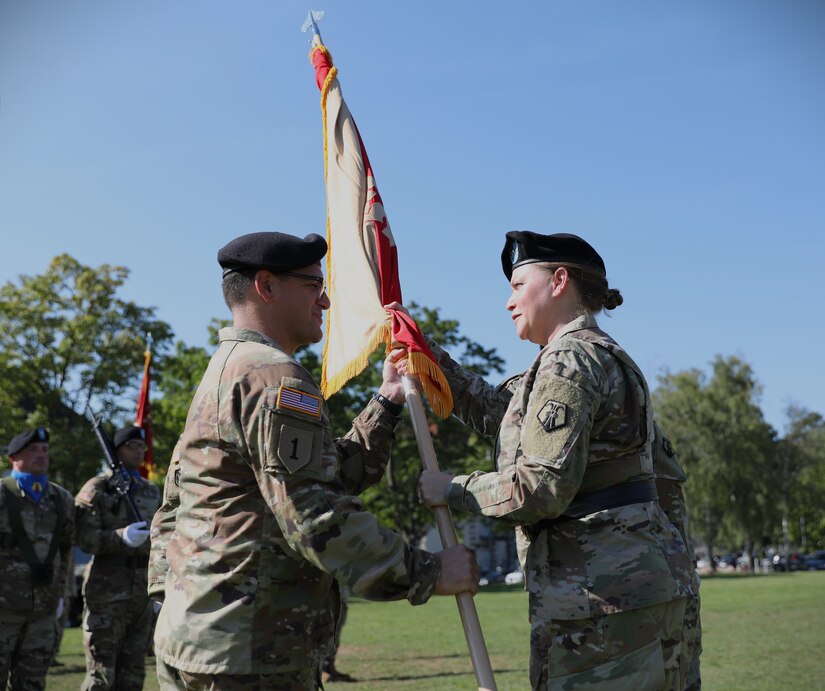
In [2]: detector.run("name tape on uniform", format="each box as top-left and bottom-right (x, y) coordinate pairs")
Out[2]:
(277, 386), (322, 418)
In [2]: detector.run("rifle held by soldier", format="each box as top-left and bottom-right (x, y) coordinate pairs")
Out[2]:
(84, 404), (144, 524)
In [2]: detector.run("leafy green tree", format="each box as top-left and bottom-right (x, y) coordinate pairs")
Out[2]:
(777, 406), (825, 552)
(0, 255), (173, 491)
(654, 356), (775, 566)
(298, 303), (505, 546)
(151, 319), (229, 474)
(151, 341), (211, 469)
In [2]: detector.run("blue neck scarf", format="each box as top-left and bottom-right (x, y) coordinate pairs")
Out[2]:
(128, 470), (141, 492)
(11, 470), (49, 504)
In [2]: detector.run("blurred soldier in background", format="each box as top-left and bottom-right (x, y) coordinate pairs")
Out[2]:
(75, 425), (161, 690)
(0, 428), (74, 690)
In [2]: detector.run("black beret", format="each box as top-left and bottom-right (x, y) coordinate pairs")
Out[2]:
(217, 232), (327, 277)
(7, 427), (49, 456)
(501, 231), (606, 280)
(114, 426), (146, 449)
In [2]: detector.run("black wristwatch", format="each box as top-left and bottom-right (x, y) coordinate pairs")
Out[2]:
(374, 393), (403, 416)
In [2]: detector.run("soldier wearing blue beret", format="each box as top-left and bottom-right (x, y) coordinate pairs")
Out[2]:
(1, 427), (74, 690)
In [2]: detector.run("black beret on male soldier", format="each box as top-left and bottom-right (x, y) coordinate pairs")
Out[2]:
(7, 427), (49, 456)
(218, 232), (328, 277)
(501, 231), (606, 280)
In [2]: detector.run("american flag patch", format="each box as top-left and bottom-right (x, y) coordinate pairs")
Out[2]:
(277, 386), (322, 417)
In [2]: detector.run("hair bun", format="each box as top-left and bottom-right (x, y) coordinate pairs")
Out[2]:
(603, 288), (623, 310)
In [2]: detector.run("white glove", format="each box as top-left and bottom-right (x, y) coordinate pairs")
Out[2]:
(56, 598), (64, 620)
(121, 520), (150, 548)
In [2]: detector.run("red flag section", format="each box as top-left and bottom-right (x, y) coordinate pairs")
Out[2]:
(310, 44), (452, 418)
(135, 345), (154, 478)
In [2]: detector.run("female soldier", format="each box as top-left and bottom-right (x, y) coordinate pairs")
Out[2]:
(408, 231), (699, 690)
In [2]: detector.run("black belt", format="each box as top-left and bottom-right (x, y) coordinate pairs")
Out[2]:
(525, 479), (658, 538)
(95, 555), (149, 569)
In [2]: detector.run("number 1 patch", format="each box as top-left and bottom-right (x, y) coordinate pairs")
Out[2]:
(278, 425), (315, 473)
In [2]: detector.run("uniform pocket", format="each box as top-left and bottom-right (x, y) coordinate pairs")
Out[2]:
(548, 638), (665, 691)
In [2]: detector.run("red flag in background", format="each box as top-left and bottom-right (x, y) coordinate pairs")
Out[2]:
(135, 336), (154, 478)
(310, 41), (453, 418)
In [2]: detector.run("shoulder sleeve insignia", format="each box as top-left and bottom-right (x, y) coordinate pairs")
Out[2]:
(537, 400), (567, 431)
(277, 385), (322, 418)
(662, 437), (675, 457)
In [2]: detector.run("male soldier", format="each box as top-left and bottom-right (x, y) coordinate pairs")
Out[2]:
(652, 422), (702, 690)
(151, 231), (478, 689)
(0, 428), (74, 690)
(75, 425), (161, 690)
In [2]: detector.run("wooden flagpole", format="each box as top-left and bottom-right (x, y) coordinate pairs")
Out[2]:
(402, 375), (498, 691)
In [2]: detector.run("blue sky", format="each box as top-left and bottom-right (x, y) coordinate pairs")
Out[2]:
(1, 1), (823, 433)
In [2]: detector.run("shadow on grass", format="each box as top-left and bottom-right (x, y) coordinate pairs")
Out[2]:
(47, 664), (87, 676)
(362, 667), (520, 683)
(375, 652), (465, 661)
(700, 572), (782, 580)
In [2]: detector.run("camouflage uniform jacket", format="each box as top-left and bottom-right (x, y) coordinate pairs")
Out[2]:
(153, 327), (440, 675)
(0, 478), (74, 613)
(429, 314), (697, 620)
(75, 470), (161, 605)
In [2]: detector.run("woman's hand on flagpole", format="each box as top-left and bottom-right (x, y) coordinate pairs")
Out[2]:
(419, 469), (453, 507)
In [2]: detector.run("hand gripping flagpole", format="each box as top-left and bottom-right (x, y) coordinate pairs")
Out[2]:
(402, 375), (498, 691)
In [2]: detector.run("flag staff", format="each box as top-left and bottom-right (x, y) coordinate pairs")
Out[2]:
(403, 376), (498, 691)
(303, 11), (496, 688)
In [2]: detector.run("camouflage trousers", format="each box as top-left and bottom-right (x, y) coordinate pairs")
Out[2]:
(81, 596), (153, 690)
(156, 659), (322, 691)
(0, 607), (59, 691)
(684, 592), (702, 691)
(533, 597), (697, 690)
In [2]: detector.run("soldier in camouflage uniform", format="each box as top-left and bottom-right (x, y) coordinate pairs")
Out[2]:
(75, 425), (162, 690)
(0, 427), (74, 690)
(151, 231), (478, 690)
(413, 231), (700, 690)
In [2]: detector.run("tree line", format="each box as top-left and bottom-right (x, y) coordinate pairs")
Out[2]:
(1, 255), (822, 555)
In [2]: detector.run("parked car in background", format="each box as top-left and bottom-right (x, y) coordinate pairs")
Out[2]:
(715, 553), (742, 570)
(804, 550), (825, 571)
(479, 567), (508, 587)
(772, 552), (808, 572)
(504, 569), (524, 585)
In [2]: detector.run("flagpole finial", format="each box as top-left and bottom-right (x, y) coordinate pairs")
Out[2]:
(301, 9), (325, 46)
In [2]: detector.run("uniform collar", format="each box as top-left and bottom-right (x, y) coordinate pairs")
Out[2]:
(218, 327), (285, 352)
(549, 313), (599, 344)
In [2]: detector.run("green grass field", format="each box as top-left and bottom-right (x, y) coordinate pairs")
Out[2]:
(48, 572), (825, 690)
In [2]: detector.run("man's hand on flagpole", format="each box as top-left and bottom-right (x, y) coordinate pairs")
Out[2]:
(384, 300), (411, 317)
(434, 545), (480, 596)
(377, 347), (407, 406)
(419, 469), (454, 507)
